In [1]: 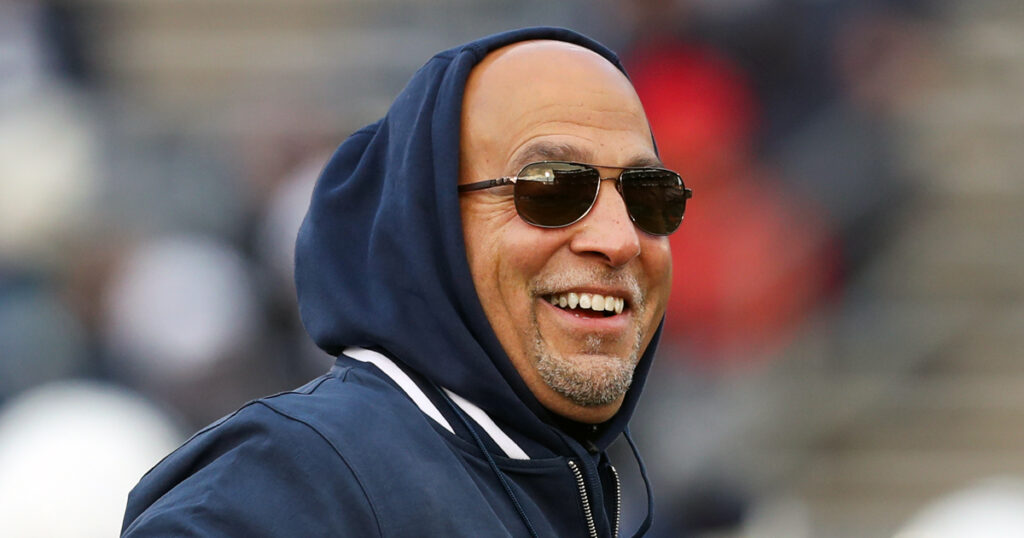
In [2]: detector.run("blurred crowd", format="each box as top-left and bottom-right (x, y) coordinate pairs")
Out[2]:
(0, 0), (936, 536)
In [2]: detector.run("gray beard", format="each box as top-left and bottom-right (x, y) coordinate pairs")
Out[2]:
(527, 267), (648, 407)
(532, 326), (644, 407)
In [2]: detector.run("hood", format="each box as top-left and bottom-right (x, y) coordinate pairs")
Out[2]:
(294, 27), (662, 454)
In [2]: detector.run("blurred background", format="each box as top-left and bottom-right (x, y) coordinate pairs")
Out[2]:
(1, 0), (1021, 536)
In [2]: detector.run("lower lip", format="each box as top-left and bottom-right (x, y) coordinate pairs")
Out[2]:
(540, 299), (632, 332)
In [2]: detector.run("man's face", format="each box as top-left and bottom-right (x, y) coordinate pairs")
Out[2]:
(459, 41), (672, 424)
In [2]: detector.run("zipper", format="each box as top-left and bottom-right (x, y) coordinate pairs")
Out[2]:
(609, 465), (621, 538)
(568, 459), (598, 538)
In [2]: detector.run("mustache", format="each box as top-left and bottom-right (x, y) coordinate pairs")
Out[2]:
(530, 267), (645, 309)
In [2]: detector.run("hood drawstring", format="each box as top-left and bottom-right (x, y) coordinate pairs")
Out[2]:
(439, 387), (539, 538)
(624, 427), (654, 537)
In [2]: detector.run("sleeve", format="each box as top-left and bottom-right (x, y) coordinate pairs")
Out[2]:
(121, 402), (381, 537)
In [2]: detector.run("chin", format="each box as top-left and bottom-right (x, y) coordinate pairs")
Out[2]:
(554, 396), (625, 425)
(534, 346), (638, 410)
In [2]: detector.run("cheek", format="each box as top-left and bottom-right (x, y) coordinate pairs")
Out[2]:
(464, 236), (503, 307)
(464, 223), (537, 310)
(485, 228), (570, 333)
(501, 224), (572, 275)
(469, 234), (542, 357)
(491, 231), (555, 300)
(641, 239), (673, 310)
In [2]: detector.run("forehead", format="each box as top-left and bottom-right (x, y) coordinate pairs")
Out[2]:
(461, 41), (656, 175)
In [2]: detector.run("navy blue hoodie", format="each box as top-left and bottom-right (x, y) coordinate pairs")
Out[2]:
(122, 27), (658, 537)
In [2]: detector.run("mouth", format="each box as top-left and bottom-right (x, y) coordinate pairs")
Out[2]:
(545, 292), (626, 319)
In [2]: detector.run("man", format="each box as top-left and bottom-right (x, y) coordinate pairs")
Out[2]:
(122, 27), (690, 537)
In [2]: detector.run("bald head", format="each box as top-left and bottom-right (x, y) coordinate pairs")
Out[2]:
(460, 40), (655, 181)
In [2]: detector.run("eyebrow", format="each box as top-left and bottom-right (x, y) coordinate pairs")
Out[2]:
(507, 140), (663, 174)
(508, 142), (590, 174)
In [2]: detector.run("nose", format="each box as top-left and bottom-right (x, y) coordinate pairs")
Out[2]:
(569, 180), (642, 267)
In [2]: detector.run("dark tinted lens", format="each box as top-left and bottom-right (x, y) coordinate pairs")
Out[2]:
(514, 162), (600, 227)
(620, 169), (687, 235)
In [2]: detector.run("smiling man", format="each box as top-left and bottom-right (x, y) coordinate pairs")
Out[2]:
(123, 28), (690, 538)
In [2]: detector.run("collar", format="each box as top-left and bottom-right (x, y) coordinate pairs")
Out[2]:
(343, 347), (529, 460)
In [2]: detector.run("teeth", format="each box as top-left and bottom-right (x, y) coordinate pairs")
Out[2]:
(546, 292), (627, 315)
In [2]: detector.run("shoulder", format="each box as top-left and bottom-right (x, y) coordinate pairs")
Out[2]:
(257, 364), (448, 454)
(255, 365), (468, 489)
(122, 369), (402, 537)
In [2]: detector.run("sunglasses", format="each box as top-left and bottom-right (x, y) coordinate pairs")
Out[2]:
(458, 161), (692, 236)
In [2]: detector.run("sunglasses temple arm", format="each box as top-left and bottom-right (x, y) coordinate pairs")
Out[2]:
(458, 177), (516, 192)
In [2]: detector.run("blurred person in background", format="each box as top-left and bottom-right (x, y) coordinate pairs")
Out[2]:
(894, 477), (1024, 538)
(0, 0), (100, 403)
(611, 0), (926, 364)
(0, 381), (182, 538)
(595, 1), (927, 535)
(628, 38), (838, 364)
(619, 34), (839, 537)
(122, 27), (691, 537)
(100, 234), (283, 428)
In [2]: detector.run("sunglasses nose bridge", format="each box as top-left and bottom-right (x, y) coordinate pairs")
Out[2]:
(589, 178), (634, 225)
(598, 175), (624, 195)
(595, 176), (628, 210)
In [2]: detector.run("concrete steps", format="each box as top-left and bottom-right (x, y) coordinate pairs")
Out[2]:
(784, 2), (1024, 534)
(79, 0), (586, 134)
